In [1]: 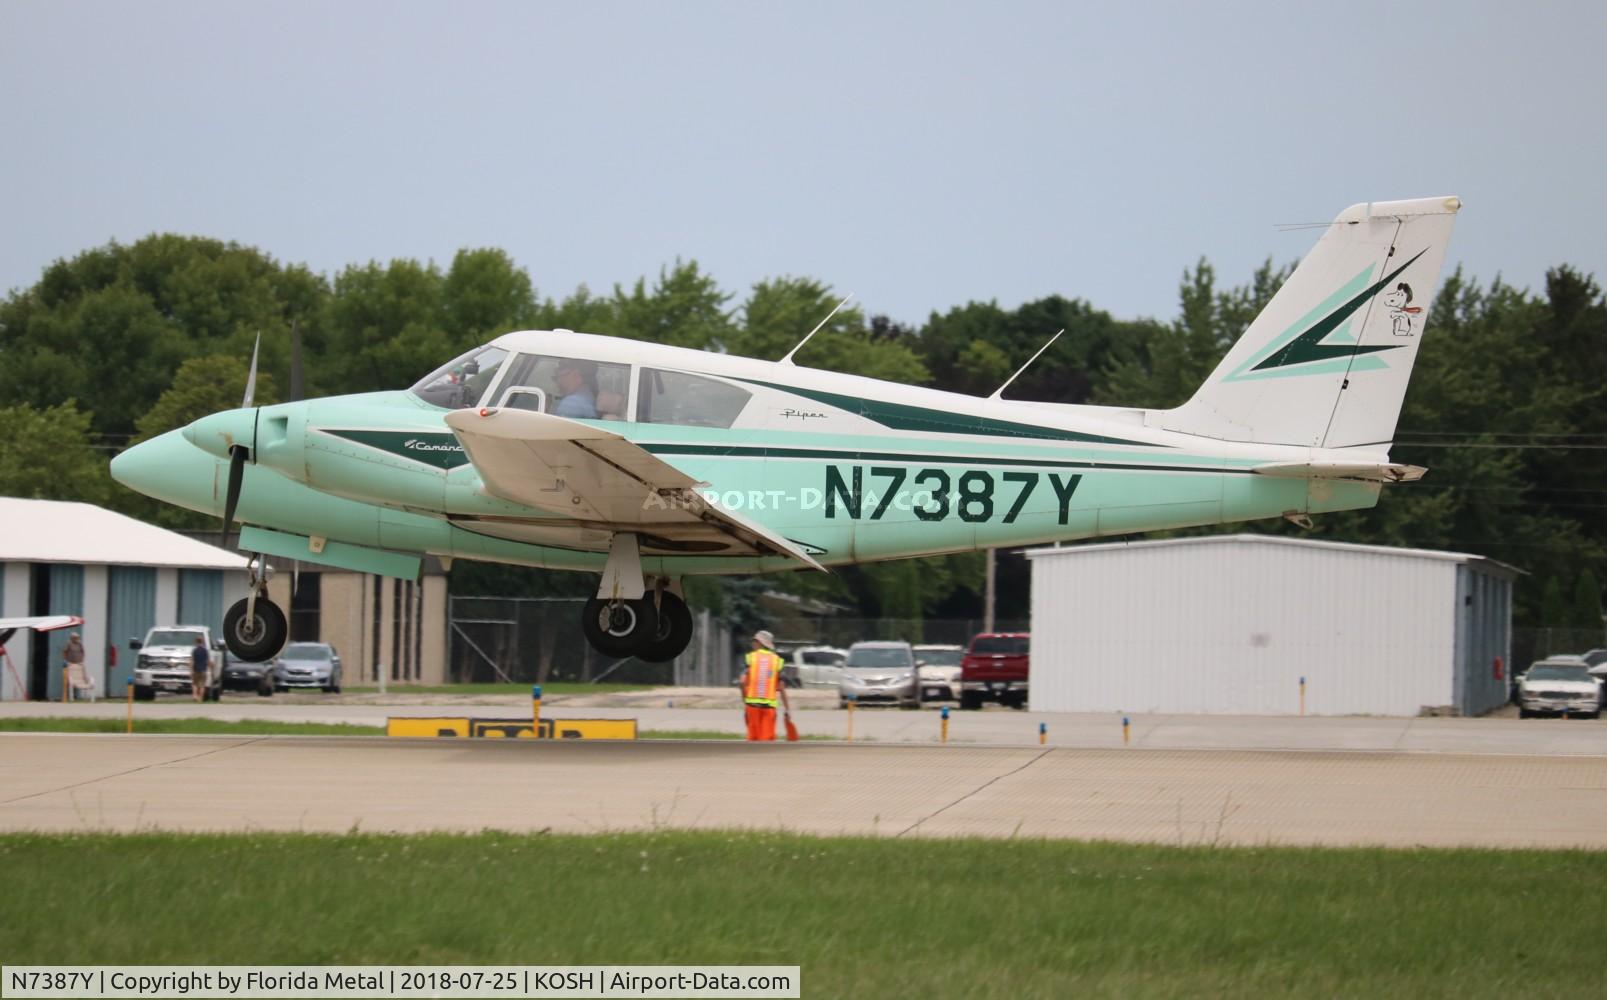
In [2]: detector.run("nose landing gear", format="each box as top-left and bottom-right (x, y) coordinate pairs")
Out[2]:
(223, 554), (288, 662)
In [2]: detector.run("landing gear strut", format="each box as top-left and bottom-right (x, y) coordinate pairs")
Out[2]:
(578, 534), (696, 662)
(223, 554), (288, 662)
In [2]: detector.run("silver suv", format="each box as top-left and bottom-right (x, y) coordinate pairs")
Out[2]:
(838, 641), (918, 709)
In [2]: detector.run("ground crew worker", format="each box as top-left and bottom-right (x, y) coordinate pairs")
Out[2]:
(738, 630), (791, 741)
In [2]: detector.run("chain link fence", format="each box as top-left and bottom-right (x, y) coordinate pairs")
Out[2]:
(448, 597), (736, 687)
(1513, 627), (1605, 669)
(447, 598), (1028, 688)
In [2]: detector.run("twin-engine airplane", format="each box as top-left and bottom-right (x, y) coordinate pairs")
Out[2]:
(111, 196), (1461, 664)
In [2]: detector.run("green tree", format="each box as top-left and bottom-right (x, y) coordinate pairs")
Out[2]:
(1573, 572), (1603, 634)
(0, 235), (311, 435)
(442, 248), (539, 344)
(322, 259), (448, 393)
(1540, 577), (1568, 627)
(0, 402), (115, 506)
(610, 259), (734, 349)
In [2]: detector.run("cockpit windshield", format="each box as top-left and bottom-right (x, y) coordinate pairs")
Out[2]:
(411, 346), (510, 409)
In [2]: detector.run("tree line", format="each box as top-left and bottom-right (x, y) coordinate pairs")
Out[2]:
(1, 233), (1602, 630)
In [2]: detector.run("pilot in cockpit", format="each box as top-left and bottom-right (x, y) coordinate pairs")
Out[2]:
(553, 360), (599, 419)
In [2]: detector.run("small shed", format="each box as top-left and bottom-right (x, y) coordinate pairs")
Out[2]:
(0, 498), (251, 699)
(1025, 534), (1517, 717)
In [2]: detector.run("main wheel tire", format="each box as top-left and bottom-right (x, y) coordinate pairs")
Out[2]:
(580, 597), (660, 658)
(222, 597), (288, 662)
(635, 592), (694, 663)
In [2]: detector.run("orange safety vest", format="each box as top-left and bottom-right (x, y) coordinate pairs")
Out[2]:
(743, 650), (783, 707)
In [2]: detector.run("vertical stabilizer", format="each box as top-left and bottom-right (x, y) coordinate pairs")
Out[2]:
(1151, 196), (1460, 448)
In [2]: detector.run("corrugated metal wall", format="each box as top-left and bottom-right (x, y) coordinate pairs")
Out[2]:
(177, 569), (224, 635)
(1029, 539), (1465, 716)
(1455, 564), (1513, 716)
(106, 566), (157, 695)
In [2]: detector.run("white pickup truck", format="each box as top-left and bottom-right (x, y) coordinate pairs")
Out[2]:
(129, 625), (225, 701)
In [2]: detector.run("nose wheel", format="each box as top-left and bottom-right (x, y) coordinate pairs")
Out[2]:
(223, 554), (288, 662)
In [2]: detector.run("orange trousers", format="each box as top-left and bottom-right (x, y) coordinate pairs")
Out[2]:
(744, 704), (777, 741)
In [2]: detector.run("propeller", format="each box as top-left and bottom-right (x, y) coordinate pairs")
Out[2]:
(288, 316), (304, 402)
(220, 333), (261, 550)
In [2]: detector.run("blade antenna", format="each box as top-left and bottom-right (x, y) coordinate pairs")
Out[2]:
(779, 292), (855, 365)
(988, 329), (1064, 401)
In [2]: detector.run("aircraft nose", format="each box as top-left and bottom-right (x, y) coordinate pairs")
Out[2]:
(181, 408), (258, 459)
(109, 428), (222, 512)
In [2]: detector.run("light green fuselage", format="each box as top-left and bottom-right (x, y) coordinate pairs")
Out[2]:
(117, 388), (1380, 579)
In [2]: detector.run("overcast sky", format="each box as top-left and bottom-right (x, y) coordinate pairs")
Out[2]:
(2, 1), (1602, 328)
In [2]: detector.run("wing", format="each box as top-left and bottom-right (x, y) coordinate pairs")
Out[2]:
(0, 615), (84, 633)
(443, 407), (823, 570)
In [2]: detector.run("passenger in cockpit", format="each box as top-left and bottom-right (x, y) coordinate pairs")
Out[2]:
(553, 361), (599, 419)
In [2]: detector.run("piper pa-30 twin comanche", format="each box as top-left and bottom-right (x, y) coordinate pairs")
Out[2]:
(111, 196), (1460, 665)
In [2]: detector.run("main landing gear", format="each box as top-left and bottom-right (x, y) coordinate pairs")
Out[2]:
(579, 534), (695, 663)
(223, 554), (288, 662)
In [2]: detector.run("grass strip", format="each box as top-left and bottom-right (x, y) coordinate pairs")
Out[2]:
(0, 717), (384, 737)
(1, 830), (1603, 997)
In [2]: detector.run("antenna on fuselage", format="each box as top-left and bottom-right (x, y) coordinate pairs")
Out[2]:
(778, 292), (855, 365)
(987, 329), (1064, 401)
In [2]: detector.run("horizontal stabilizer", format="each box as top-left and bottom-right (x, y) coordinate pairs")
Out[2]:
(1252, 461), (1425, 483)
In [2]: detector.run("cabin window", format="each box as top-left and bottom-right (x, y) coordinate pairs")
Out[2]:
(636, 369), (752, 428)
(493, 354), (630, 421)
(411, 346), (510, 409)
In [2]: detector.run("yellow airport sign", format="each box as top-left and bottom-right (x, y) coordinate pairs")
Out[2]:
(388, 716), (636, 740)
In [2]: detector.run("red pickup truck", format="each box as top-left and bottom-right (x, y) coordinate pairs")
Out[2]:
(959, 632), (1030, 709)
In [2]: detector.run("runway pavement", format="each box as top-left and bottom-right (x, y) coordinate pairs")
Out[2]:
(3, 732), (1606, 848)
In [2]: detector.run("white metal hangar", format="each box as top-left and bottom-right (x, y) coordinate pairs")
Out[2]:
(0, 498), (252, 700)
(1025, 534), (1517, 717)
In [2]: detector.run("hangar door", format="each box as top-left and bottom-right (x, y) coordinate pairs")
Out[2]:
(107, 566), (157, 695)
(177, 569), (224, 636)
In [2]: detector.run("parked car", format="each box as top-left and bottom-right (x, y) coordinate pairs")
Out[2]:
(786, 646), (848, 689)
(1517, 660), (1602, 719)
(220, 657), (276, 696)
(914, 644), (964, 702)
(274, 642), (343, 693)
(1580, 648), (1607, 683)
(960, 632), (1030, 709)
(129, 625), (224, 701)
(838, 641), (918, 708)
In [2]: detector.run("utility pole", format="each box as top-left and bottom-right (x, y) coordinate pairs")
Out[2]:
(984, 547), (996, 634)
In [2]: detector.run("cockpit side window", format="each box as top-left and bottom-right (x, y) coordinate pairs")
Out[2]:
(494, 354), (630, 421)
(410, 347), (510, 409)
(636, 369), (752, 428)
